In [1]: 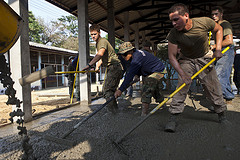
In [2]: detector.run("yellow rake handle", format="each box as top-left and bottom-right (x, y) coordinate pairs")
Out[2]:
(115, 47), (230, 145)
(55, 70), (97, 74)
(209, 31), (212, 45)
(150, 46), (230, 114)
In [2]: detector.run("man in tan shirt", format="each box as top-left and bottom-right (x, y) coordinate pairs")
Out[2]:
(82, 24), (123, 114)
(211, 6), (235, 105)
(165, 3), (227, 132)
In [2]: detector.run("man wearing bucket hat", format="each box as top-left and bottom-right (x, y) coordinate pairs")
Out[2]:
(114, 42), (165, 116)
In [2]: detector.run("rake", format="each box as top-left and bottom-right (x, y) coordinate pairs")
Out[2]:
(113, 47), (230, 154)
(44, 96), (115, 146)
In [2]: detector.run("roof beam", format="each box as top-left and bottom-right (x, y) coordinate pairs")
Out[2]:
(94, 0), (149, 24)
(131, 2), (175, 11)
(46, 0), (75, 13)
(140, 24), (172, 31)
(137, 16), (169, 22)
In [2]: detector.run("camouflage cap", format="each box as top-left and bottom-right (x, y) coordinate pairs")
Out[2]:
(118, 42), (135, 54)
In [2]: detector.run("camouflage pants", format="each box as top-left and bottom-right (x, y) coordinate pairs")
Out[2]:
(103, 63), (123, 108)
(75, 74), (80, 100)
(68, 80), (74, 98)
(141, 72), (164, 104)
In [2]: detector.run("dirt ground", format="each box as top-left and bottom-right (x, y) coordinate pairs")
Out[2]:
(0, 86), (240, 160)
(0, 87), (73, 125)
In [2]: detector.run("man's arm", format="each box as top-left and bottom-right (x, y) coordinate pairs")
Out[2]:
(168, 42), (192, 84)
(82, 48), (105, 71)
(115, 62), (141, 98)
(95, 59), (102, 72)
(222, 34), (233, 47)
(212, 23), (223, 60)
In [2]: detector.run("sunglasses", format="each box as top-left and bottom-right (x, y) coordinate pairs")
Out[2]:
(91, 33), (97, 36)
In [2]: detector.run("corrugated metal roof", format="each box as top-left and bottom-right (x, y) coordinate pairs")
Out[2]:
(30, 42), (78, 54)
(30, 42), (95, 57)
(45, 0), (240, 45)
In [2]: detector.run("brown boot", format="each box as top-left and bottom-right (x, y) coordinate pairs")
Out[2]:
(164, 113), (180, 133)
(141, 103), (149, 116)
(106, 98), (118, 114)
(218, 111), (231, 125)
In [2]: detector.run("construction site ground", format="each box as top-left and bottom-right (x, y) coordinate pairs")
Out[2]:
(0, 84), (240, 160)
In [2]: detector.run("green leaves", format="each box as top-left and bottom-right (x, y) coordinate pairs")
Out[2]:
(28, 11), (44, 43)
(28, 13), (79, 50)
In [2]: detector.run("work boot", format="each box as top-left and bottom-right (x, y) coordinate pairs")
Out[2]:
(107, 105), (118, 114)
(218, 111), (230, 125)
(106, 99), (118, 114)
(207, 105), (215, 113)
(141, 103), (149, 116)
(164, 114), (179, 133)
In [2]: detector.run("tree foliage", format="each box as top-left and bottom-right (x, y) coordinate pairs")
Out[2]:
(28, 11), (44, 43)
(28, 13), (121, 52)
(49, 15), (78, 49)
(56, 15), (78, 37)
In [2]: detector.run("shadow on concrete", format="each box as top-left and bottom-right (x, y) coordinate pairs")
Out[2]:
(1, 92), (240, 159)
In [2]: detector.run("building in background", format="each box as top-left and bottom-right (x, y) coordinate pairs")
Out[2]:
(0, 42), (102, 93)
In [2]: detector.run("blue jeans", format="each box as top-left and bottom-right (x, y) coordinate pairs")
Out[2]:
(215, 45), (235, 100)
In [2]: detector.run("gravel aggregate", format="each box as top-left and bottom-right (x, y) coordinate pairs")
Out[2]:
(1, 92), (240, 160)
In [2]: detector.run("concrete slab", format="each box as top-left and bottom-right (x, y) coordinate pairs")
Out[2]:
(1, 86), (240, 160)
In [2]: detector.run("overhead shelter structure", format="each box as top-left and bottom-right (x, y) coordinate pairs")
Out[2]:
(46, 0), (240, 44)
(6, 0), (240, 122)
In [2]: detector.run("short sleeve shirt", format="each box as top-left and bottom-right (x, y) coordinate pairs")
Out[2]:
(167, 17), (216, 58)
(96, 38), (120, 67)
(213, 20), (233, 46)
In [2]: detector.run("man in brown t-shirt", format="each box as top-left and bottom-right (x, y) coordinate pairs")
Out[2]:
(165, 3), (228, 132)
(211, 6), (235, 104)
(82, 24), (123, 114)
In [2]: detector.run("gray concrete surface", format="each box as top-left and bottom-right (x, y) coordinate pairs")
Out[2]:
(1, 86), (240, 160)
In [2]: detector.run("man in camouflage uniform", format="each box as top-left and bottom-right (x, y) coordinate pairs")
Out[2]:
(71, 56), (80, 101)
(67, 56), (75, 98)
(114, 42), (165, 116)
(82, 24), (123, 114)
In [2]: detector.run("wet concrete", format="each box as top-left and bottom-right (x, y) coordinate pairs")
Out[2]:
(0, 86), (240, 160)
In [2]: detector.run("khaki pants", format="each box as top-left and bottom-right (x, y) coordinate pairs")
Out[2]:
(169, 57), (227, 114)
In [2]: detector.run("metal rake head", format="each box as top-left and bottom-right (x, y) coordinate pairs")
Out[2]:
(112, 140), (129, 156)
